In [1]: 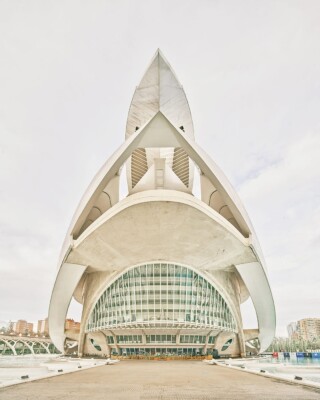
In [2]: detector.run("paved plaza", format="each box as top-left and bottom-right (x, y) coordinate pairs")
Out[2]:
(1, 360), (320, 399)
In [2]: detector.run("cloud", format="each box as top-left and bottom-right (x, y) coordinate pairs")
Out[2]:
(239, 131), (320, 334)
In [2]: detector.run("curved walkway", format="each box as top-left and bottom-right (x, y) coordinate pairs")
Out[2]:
(1, 360), (320, 399)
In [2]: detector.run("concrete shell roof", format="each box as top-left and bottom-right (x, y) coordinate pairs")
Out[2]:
(67, 190), (257, 273)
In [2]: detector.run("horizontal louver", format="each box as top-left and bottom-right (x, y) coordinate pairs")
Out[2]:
(172, 147), (189, 187)
(131, 148), (148, 188)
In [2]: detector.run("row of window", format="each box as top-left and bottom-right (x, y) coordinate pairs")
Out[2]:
(105, 335), (215, 345)
(102, 291), (221, 298)
(111, 348), (208, 356)
(99, 288), (226, 298)
(114, 265), (195, 279)
(95, 310), (228, 317)
(180, 335), (206, 344)
(96, 298), (226, 306)
(93, 314), (228, 326)
(87, 263), (237, 332)
(105, 281), (206, 289)
(147, 335), (176, 343)
(116, 335), (143, 344)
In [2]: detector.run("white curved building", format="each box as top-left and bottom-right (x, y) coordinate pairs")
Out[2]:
(49, 50), (275, 358)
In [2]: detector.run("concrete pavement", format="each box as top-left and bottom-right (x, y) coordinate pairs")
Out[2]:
(1, 360), (320, 399)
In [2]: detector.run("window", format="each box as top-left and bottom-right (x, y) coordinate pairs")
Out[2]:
(86, 263), (237, 333)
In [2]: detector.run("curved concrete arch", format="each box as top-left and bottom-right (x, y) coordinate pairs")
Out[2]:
(18, 340), (35, 355)
(235, 262), (276, 353)
(38, 341), (51, 354)
(59, 113), (157, 246)
(61, 110), (252, 243)
(208, 189), (218, 205)
(155, 114), (252, 237)
(75, 189), (248, 248)
(0, 336), (59, 355)
(0, 339), (17, 355)
(29, 340), (41, 354)
(48, 263), (87, 353)
(13, 340), (25, 355)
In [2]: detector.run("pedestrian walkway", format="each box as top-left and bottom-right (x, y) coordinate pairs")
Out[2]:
(1, 360), (320, 399)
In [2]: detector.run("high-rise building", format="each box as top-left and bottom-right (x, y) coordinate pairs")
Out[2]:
(14, 320), (34, 335)
(297, 318), (320, 341)
(37, 318), (49, 335)
(49, 50), (275, 358)
(65, 319), (80, 331)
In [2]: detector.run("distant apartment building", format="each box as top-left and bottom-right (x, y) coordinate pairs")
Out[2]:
(288, 318), (320, 340)
(65, 319), (80, 331)
(37, 318), (49, 335)
(13, 320), (34, 335)
(297, 318), (320, 340)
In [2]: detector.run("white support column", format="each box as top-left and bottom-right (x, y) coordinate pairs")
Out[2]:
(235, 262), (276, 353)
(49, 262), (87, 353)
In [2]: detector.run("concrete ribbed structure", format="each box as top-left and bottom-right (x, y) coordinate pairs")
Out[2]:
(49, 50), (275, 358)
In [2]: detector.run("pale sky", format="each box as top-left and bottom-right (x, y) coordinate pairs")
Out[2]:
(0, 1), (319, 336)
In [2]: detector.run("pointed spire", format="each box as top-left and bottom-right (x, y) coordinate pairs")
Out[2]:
(125, 50), (194, 140)
(138, 49), (182, 90)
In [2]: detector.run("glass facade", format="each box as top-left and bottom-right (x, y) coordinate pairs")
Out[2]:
(86, 263), (237, 332)
(180, 335), (206, 344)
(208, 336), (215, 344)
(146, 335), (176, 344)
(104, 334), (216, 347)
(113, 348), (205, 356)
(106, 336), (114, 344)
(116, 335), (143, 344)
